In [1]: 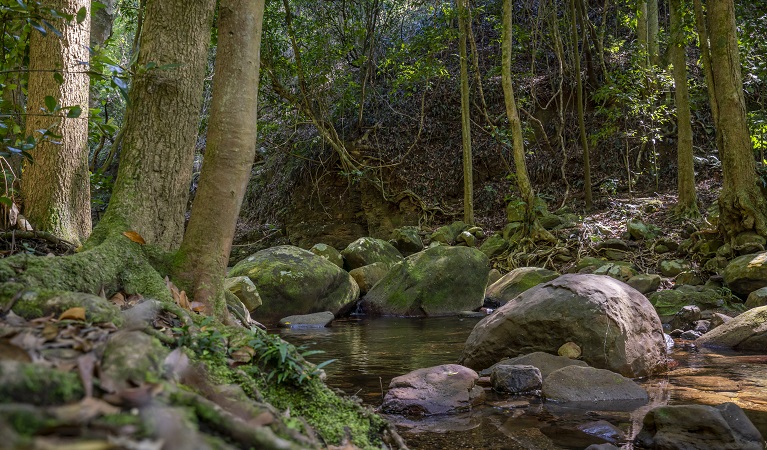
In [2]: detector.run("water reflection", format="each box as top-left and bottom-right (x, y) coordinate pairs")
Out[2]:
(276, 317), (767, 449)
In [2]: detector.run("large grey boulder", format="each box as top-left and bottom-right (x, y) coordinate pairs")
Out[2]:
(485, 267), (559, 306)
(228, 246), (359, 323)
(459, 274), (667, 377)
(723, 251), (767, 298)
(634, 403), (764, 450)
(380, 364), (485, 416)
(309, 243), (344, 268)
(361, 246), (490, 317)
(341, 237), (403, 271)
(696, 305), (767, 351)
(543, 366), (648, 405)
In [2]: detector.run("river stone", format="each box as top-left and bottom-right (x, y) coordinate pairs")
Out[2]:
(627, 274), (662, 294)
(675, 271), (705, 286)
(480, 352), (589, 378)
(734, 232), (767, 255)
(100, 330), (169, 393)
(558, 342), (581, 359)
(278, 311), (334, 328)
(229, 245), (360, 323)
(456, 230), (476, 247)
(430, 221), (467, 245)
(309, 243), (344, 268)
(479, 234), (509, 259)
(361, 246), (490, 317)
(696, 305), (767, 351)
(723, 251), (767, 298)
(746, 287), (767, 309)
(380, 364), (485, 416)
(390, 226), (423, 256)
(543, 366), (648, 405)
(576, 257), (609, 273)
(223, 276), (262, 311)
(711, 313), (733, 329)
(459, 274), (667, 377)
(669, 305), (702, 331)
(487, 269), (503, 287)
(627, 220), (659, 241)
(594, 263), (637, 282)
(349, 262), (390, 294)
(490, 364), (542, 394)
(704, 256), (730, 273)
(485, 267), (560, 306)
(341, 237), (403, 271)
(648, 285), (733, 317)
(635, 403), (764, 450)
(658, 260), (693, 277)
(578, 421), (625, 445)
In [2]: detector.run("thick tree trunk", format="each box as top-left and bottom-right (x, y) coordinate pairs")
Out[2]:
(570, 0), (593, 209)
(670, 0), (698, 216)
(501, 0), (534, 210)
(102, 0), (215, 250)
(457, 0), (474, 225)
(637, 0), (648, 68)
(693, 0), (718, 125)
(175, 0), (265, 317)
(647, 0), (659, 66)
(21, 0), (91, 246)
(707, 0), (767, 238)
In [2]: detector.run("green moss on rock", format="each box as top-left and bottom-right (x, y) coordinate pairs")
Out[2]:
(0, 362), (83, 405)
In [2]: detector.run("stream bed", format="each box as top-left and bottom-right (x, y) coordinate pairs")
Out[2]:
(277, 316), (767, 449)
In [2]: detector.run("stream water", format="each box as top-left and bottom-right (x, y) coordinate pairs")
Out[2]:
(276, 316), (767, 449)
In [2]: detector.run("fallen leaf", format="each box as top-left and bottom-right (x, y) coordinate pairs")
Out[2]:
(230, 346), (255, 363)
(0, 339), (32, 362)
(190, 301), (206, 313)
(41, 323), (59, 341)
(249, 411), (275, 427)
(110, 292), (126, 307)
(51, 397), (120, 424)
(59, 307), (86, 321)
(122, 231), (146, 245)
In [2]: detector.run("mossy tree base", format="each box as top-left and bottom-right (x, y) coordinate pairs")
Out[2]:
(718, 189), (767, 242)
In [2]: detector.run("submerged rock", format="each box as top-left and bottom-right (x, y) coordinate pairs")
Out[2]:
(490, 364), (542, 394)
(361, 245), (489, 317)
(460, 274), (667, 378)
(635, 403), (764, 450)
(229, 246), (359, 323)
(480, 351), (589, 379)
(381, 364), (485, 416)
(542, 366), (648, 406)
(278, 311), (334, 328)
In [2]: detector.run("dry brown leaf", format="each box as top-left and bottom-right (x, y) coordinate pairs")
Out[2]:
(178, 290), (191, 310)
(249, 411), (275, 427)
(9, 202), (19, 226)
(0, 339), (32, 362)
(59, 307), (86, 321)
(109, 292), (126, 307)
(122, 231), (146, 245)
(230, 346), (255, 363)
(190, 301), (205, 313)
(51, 397), (120, 424)
(41, 323), (59, 341)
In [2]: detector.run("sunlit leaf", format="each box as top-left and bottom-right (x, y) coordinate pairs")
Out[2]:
(67, 105), (82, 118)
(53, 71), (64, 85)
(76, 6), (86, 23)
(59, 307), (86, 321)
(44, 95), (56, 112)
(28, 20), (46, 35)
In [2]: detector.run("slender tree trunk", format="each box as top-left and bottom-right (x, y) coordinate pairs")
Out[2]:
(707, 0), (767, 238)
(637, 0), (648, 68)
(569, 0), (593, 209)
(21, 0), (91, 246)
(457, 0), (474, 225)
(669, 0), (698, 216)
(647, 0), (659, 66)
(101, 0), (216, 250)
(692, 0), (718, 125)
(175, 0), (265, 317)
(90, 0), (116, 47)
(501, 0), (534, 210)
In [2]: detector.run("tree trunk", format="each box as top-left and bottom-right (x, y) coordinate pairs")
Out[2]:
(175, 0), (265, 317)
(647, 0), (659, 66)
(21, 0), (91, 246)
(637, 0), (648, 68)
(670, 0), (698, 216)
(457, 0), (474, 225)
(90, 0), (116, 47)
(569, 0), (593, 209)
(501, 0), (534, 210)
(707, 0), (767, 238)
(692, 0), (718, 125)
(101, 0), (215, 250)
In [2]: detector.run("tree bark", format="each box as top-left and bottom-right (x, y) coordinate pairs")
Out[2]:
(501, 0), (534, 211)
(692, 0), (718, 125)
(21, 0), (91, 246)
(707, 0), (767, 238)
(569, 0), (593, 209)
(670, 0), (698, 216)
(637, 0), (648, 68)
(175, 0), (265, 317)
(457, 0), (474, 225)
(647, 0), (659, 66)
(101, 0), (215, 250)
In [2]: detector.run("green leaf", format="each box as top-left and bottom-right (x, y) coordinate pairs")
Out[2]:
(76, 6), (86, 23)
(44, 96), (56, 112)
(43, 21), (63, 38)
(66, 105), (82, 118)
(92, 2), (106, 13)
(315, 359), (336, 371)
(15, 0), (27, 11)
(53, 71), (64, 85)
(29, 20), (46, 35)
(0, 197), (12, 208)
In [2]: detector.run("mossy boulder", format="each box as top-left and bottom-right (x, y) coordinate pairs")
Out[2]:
(429, 221), (468, 245)
(309, 243), (344, 268)
(11, 291), (122, 325)
(696, 305), (767, 351)
(627, 274), (662, 294)
(390, 226), (423, 255)
(0, 361), (83, 405)
(733, 232), (766, 255)
(229, 246), (360, 323)
(627, 220), (660, 241)
(746, 287), (767, 309)
(479, 234), (509, 258)
(485, 267), (560, 306)
(647, 286), (741, 318)
(723, 251), (767, 298)
(349, 262), (390, 294)
(361, 246), (490, 316)
(341, 237), (403, 271)
(223, 276), (262, 311)
(658, 259), (693, 278)
(594, 262), (638, 282)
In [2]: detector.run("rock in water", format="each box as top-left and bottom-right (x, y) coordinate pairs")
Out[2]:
(635, 403), (764, 450)
(361, 245), (490, 316)
(380, 364), (485, 415)
(723, 251), (767, 298)
(228, 246), (359, 324)
(542, 366), (648, 406)
(696, 305), (767, 351)
(341, 237), (403, 271)
(459, 274), (667, 377)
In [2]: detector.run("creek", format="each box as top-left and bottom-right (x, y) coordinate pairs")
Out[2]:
(277, 316), (767, 449)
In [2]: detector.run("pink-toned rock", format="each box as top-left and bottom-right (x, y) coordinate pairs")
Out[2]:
(380, 364), (485, 416)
